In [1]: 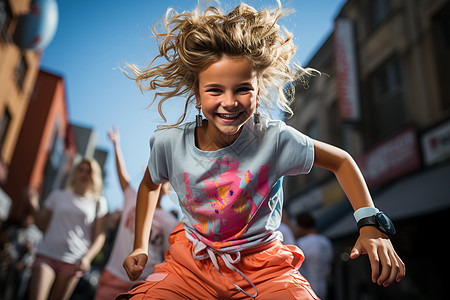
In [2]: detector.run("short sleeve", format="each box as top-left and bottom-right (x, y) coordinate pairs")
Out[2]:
(147, 134), (169, 185)
(43, 190), (61, 210)
(276, 123), (314, 177)
(97, 196), (108, 218)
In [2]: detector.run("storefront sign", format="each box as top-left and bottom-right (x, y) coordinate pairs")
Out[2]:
(421, 120), (450, 166)
(356, 128), (421, 189)
(334, 18), (361, 122)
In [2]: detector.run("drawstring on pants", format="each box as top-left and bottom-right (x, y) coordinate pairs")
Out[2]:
(189, 238), (258, 299)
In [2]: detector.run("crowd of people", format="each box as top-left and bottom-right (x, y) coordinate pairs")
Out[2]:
(0, 213), (42, 299)
(0, 191), (331, 300)
(0, 127), (178, 300)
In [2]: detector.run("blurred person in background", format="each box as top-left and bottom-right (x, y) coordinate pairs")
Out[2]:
(7, 213), (43, 300)
(278, 208), (296, 245)
(94, 127), (177, 300)
(295, 211), (333, 300)
(27, 158), (108, 300)
(0, 221), (20, 299)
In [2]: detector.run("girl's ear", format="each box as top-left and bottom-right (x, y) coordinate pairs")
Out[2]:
(195, 93), (201, 106)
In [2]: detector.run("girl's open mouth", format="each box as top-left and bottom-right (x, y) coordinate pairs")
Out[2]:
(216, 112), (242, 120)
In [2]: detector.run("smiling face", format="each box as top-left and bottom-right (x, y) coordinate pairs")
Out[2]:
(196, 55), (259, 147)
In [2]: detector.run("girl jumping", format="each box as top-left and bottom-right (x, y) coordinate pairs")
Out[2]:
(119, 1), (405, 299)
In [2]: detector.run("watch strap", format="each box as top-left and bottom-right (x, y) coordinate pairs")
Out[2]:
(357, 215), (377, 230)
(353, 207), (379, 222)
(357, 212), (396, 237)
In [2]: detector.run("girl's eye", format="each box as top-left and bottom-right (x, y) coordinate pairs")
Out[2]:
(207, 88), (222, 94)
(237, 87), (252, 93)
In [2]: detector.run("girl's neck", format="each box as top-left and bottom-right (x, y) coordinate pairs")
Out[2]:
(72, 185), (90, 197)
(197, 121), (241, 151)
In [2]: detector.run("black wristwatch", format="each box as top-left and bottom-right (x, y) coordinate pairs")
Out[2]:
(357, 212), (396, 237)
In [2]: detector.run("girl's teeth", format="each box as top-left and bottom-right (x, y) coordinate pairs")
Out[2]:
(219, 113), (239, 119)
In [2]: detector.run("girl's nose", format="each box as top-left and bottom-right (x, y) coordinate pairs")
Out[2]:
(221, 92), (238, 108)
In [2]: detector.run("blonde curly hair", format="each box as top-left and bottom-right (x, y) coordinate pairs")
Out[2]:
(125, 0), (312, 129)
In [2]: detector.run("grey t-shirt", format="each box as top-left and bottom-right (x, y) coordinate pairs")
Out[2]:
(148, 117), (314, 252)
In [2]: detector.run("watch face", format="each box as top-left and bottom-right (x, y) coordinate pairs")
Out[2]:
(376, 213), (396, 235)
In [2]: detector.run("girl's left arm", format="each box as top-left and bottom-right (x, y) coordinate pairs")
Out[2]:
(79, 213), (107, 273)
(312, 139), (405, 287)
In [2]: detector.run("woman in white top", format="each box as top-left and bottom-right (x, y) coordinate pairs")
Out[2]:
(28, 158), (108, 300)
(94, 127), (178, 300)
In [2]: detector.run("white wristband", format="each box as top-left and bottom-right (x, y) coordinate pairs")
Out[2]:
(353, 207), (379, 222)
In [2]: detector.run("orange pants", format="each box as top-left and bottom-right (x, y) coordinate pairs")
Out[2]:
(94, 269), (133, 300)
(116, 223), (319, 300)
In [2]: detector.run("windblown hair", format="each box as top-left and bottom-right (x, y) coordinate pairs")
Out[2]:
(66, 158), (103, 197)
(125, 0), (312, 129)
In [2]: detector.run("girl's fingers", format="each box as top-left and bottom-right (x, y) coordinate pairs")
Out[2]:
(376, 248), (392, 286)
(123, 254), (146, 281)
(395, 252), (406, 282)
(366, 246), (380, 283)
(384, 253), (400, 287)
(377, 244), (406, 287)
(350, 231), (405, 286)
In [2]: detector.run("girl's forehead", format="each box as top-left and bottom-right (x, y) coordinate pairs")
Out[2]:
(78, 162), (91, 170)
(198, 56), (258, 83)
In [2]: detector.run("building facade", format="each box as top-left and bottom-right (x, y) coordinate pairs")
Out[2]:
(2, 69), (110, 223)
(0, 0), (42, 221)
(2, 70), (76, 222)
(0, 0), (109, 223)
(285, 0), (450, 299)
(0, 0), (41, 167)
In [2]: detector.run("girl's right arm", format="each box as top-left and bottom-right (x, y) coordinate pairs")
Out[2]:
(27, 188), (52, 232)
(123, 168), (161, 281)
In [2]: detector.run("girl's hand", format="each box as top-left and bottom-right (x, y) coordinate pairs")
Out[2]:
(350, 226), (405, 287)
(123, 250), (148, 281)
(78, 256), (91, 273)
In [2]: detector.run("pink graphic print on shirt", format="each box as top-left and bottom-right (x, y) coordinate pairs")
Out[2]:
(183, 157), (269, 248)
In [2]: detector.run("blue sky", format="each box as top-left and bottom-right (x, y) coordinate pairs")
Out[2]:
(40, 0), (346, 212)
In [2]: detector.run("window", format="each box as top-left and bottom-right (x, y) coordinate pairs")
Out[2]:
(367, 56), (406, 141)
(432, 3), (450, 110)
(15, 54), (28, 89)
(371, 56), (402, 104)
(0, 0), (12, 43)
(372, 0), (392, 28)
(327, 101), (343, 148)
(0, 108), (11, 153)
(42, 124), (66, 198)
(441, 12), (450, 50)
